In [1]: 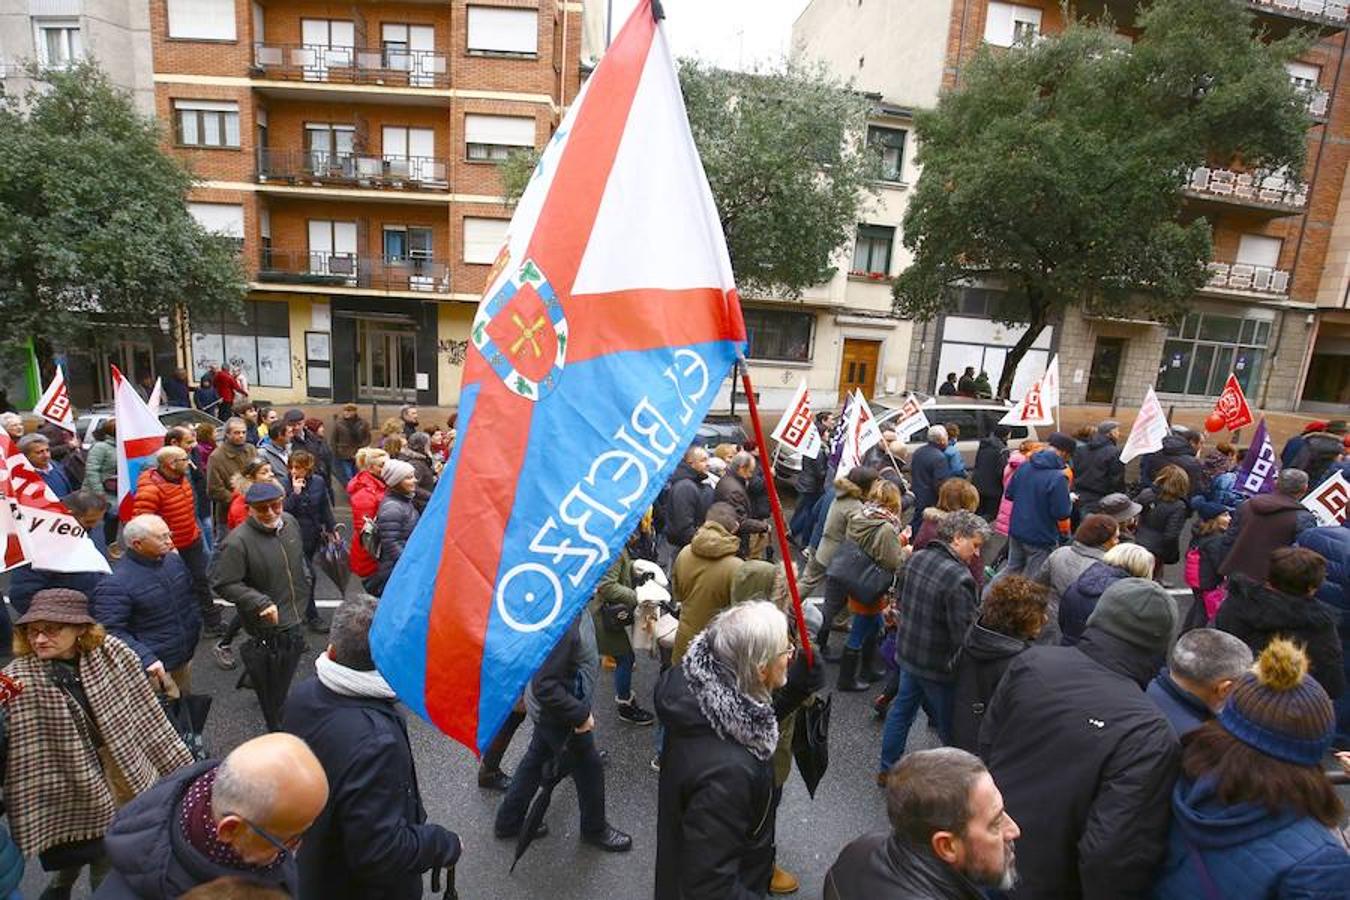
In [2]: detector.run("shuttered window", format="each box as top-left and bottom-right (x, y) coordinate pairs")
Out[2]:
(463, 217), (509, 264)
(466, 7), (537, 55)
(166, 0), (236, 41)
(465, 114), (535, 160)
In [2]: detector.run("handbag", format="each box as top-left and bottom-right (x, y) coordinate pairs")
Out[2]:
(359, 515), (382, 560)
(599, 599), (634, 633)
(825, 539), (894, 605)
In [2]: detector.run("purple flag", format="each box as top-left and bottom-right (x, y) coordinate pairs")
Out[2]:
(1234, 417), (1278, 497)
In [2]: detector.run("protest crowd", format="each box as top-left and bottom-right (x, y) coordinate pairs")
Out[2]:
(0, 366), (1348, 900)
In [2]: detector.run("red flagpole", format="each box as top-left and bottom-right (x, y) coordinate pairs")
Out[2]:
(738, 361), (816, 668)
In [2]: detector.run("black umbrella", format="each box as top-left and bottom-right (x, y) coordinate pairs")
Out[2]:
(160, 693), (213, 761)
(238, 627), (304, 731)
(792, 693), (832, 798)
(511, 736), (577, 872)
(315, 527), (352, 595)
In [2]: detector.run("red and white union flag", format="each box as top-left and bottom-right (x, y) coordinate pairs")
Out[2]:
(771, 379), (822, 458)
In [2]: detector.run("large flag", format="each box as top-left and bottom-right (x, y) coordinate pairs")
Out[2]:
(33, 365), (76, 432)
(840, 390), (882, 471)
(1, 432), (110, 574)
(771, 379), (822, 459)
(1234, 417), (1278, 497)
(111, 366), (166, 522)
(1303, 468), (1348, 526)
(1120, 386), (1170, 464)
(371, 0), (746, 755)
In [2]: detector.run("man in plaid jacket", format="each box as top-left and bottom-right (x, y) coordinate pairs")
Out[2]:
(879, 510), (989, 776)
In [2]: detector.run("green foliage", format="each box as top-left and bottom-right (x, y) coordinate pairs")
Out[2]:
(895, 0), (1311, 397)
(499, 147), (542, 206)
(680, 57), (879, 298)
(0, 62), (245, 366)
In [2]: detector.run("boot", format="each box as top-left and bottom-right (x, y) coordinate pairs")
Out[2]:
(770, 864), (800, 894)
(860, 633), (886, 683)
(837, 647), (869, 692)
(817, 626), (841, 663)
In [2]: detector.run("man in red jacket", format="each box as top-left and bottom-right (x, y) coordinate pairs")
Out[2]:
(135, 445), (221, 634)
(212, 365), (248, 409)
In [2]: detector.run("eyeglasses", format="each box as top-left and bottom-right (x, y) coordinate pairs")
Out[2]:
(777, 645), (797, 660)
(251, 500), (284, 513)
(24, 623), (74, 638)
(227, 812), (305, 857)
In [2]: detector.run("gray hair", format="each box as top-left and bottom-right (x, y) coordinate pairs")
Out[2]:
(224, 416), (247, 432)
(17, 433), (48, 452)
(155, 445), (187, 464)
(886, 747), (988, 847)
(926, 424), (947, 444)
(1277, 468), (1309, 497)
(1169, 628), (1253, 686)
(330, 593), (379, 671)
(0, 413), (21, 429)
(683, 444), (708, 464)
(123, 514), (168, 545)
(211, 752), (275, 823)
(1104, 542), (1155, 578)
(936, 509), (989, 543)
(704, 600), (788, 703)
(406, 431), (431, 453)
(730, 451), (756, 474)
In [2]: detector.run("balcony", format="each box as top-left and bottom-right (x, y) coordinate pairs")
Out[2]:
(1304, 87), (1331, 118)
(257, 150), (448, 193)
(251, 43), (449, 89)
(1184, 166), (1307, 215)
(1247, 0), (1348, 33)
(1204, 260), (1290, 297)
(256, 250), (451, 294)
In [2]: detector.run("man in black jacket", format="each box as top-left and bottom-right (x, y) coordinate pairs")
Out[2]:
(1141, 427), (1206, 497)
(1072, 420), (1124, 515)
(972, 426), (1010, 520)
(715, 452), (770, 558)
(664, 445), (713, 552)
(494, 615), (631, 852)
(826, 748), (1020, 899)
(980, 578), (1180, 899)
(909, 425), (953, 529)
(789, 412), (833, 542)
(283, 593), (461, 899)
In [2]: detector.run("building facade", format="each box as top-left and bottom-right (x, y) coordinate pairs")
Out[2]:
(795, 0), (1349, 413)
(147, 0), (582, 408)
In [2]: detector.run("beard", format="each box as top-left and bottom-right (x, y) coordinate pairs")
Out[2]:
(965, 842), (1017, 891)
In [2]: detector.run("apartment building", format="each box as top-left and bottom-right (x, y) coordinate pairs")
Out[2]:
(147, 0), (582, 408)
(795, 0), (1349, 413)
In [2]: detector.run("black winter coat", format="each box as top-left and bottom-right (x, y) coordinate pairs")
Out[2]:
(283, 677), (460, 899)
(981, 629), (1181, 900)
(530, 618), (593, 729)
(94, 761), (299, 899)
(1072, 434), (1124, 505)
(794, 444), (827, 495)
(665, 461), (713, 549)
(908, 443), (952, 528)
(375, 491), (420, 585)
(1293, 432), (1346, 488)
(653, 663), (775, 900)
(950, 620), (1031, 753)
(972, 435), (1009, 513)
(1215, 575), (1345, 699)
(284, 473), (336, 556)
(1133, 488), (1188, 565)
(824, 833), (984, 900)
(1140, 435), (1205, 498)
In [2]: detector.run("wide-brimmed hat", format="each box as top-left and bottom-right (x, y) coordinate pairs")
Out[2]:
(1097, 493), (1142, 522)
(15, 588), (96, 626)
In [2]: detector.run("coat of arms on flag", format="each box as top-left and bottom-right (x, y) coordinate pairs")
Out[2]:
(1205, 373), (1254, 433)
(372, 0), (747, 755)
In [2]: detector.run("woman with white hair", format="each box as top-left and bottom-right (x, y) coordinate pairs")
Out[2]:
(654, 600), (791, 899)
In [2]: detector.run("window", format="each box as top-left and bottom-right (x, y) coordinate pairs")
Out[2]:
(174, 100), (240, 148)
(467, 6), (538, 55)
(1236, 233), (1282, 269)
(166, 0), (237, 41)
(1157, 310), (1272, 398)
(743, 308), (813, 363)
(867, 126), (906, 182)
(463, 217), (509, 264)
(984, 2), (1041, 47)
(188, 203), (245, 242)
(383, 126), (439, 182)
(465, 114), (536, 161)
(192, 301), (292, 389)
(851, 225), (894, 277)
(383, 226), (434, 262)
(305, 123), (355, 172)
(1286, 61), (1321, 92)
(382, 23), (436, 84)
(33, 19), (81, 69)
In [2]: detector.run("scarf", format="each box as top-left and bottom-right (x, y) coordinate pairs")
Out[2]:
(681, 632), (779, 761)
(315, 652), (397, 700)
(3, 636), (194, 856)
(180, 766), (283, 873)
(861, 501), (903, 529)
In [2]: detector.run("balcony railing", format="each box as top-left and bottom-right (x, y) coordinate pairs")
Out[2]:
(1206, 261), (1290, 295)
(252, 43), (449, 89)
(257, 149), (448, 191)
(1248, 0), (1349, 23)
(1186, 166), (1307, 209)
(256, 250), (451, 293)
(1304, 88), (1331, 117)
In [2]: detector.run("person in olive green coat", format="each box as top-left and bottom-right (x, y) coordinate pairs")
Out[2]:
(670, 503), (744, 664)
(589, 545), (655, 725)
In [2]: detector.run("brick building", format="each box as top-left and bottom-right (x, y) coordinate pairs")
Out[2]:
(151, 0), (583, 407)
(795, 0), (1349, 414)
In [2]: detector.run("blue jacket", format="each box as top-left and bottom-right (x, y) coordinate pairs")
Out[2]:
(8, 564), (105, 616)
(38, 462), (74, 498)
(908, 443), (951, 528)
(942, 442), (967, 478)
(1146, 671), (1212, 740)
(1005, 449), (1071, 548)
(282, 676), (460, 899)
(0, 823), (20, 897)
(1296, 523), (1349, 622)
(1153, 777), (1350, 900)
(91, 549), (201, 672)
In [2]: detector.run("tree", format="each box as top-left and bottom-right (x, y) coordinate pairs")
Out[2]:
(894, 0), (1310, 398)
(0, 63), (245, 372)
(502, 57), (880, 298)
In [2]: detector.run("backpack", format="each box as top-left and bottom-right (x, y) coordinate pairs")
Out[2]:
(360, 514), (382, 560)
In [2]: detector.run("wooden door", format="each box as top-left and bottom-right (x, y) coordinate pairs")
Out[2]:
(838, 339), (881, 401)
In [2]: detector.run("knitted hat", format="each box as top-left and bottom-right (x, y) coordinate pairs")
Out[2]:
(1097, 420), (1120, 436)
(1218, 639), (1333, 766)
(1047, 432), (1077, 454)
(381, 458), (415, 487)
(1085, 577), (1176, 656)
(16, 588), (96, 626)
(244, 481), (284, 505)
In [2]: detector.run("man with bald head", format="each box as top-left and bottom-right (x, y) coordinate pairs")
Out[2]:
(135, 442), (219, 634)
(96, 733), (329, 897)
